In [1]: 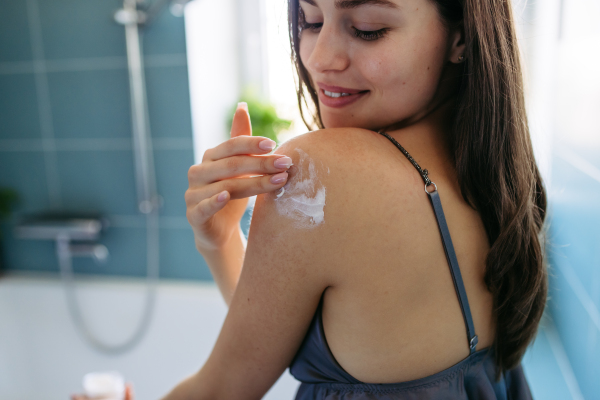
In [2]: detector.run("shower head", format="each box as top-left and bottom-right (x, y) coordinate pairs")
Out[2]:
(114, 0), (195, 26)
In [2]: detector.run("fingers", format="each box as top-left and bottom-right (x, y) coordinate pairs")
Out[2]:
(204, 102), (274, 163)
(125, 382), (134, 400)
(230, 102), (252, 138)
(203, 135), (276, 163)
(186, 189), (231, 231)
(186, 172), (288, 221)
(189, 154), (293, 187)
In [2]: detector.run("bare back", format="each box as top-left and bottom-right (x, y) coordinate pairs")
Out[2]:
(278, 127), (495, 384)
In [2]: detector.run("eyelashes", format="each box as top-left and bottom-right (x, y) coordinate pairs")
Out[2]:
(352, 27), (389, 41)
(299, 21), (389, 42)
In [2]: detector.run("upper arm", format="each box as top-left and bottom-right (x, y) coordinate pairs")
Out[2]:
(194, 133), (338, 399)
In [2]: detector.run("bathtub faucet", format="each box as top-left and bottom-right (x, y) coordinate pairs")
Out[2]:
(15, 214), (110, 268)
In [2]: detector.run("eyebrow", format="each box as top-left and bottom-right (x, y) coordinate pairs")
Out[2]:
(300, 0), (399, 10)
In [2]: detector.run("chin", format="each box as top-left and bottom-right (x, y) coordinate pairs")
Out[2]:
(320, 112), (380, 131)
(320, 112), (362, 130)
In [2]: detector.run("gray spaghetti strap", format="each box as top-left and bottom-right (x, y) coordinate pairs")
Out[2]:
(378, 129), (479, 354)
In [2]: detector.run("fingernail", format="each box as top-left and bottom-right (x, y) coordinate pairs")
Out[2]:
(237, 102), (248, 112)
(270, 172), (288, 184)
(259, 139), (276, 151)
(217, 191), (228, 202)
(274, 156), (293, 169)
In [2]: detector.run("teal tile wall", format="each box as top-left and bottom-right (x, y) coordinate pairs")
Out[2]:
(48, 70), (132, 139)
(0, 0), (222, 281)
(39, 0), (127, 60)
(154, 149), (193, 217)
(146, 66), (194, 138)
(0, 152), (50, 212)
(0, 74), (40, 139)
(546, 146), (600, 399)
(0, 0), (32, 62)
(57, 150), (138, 215)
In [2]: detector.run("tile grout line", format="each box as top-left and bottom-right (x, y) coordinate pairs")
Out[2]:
(544, 323), (585, 400)
(25, 0), (62, 209)
(0, 137), (194, 152)
(108, 214), (191, 229)
(0, 54), (187, 75)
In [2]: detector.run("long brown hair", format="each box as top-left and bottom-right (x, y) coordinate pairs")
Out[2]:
(287, 0), (548, 378)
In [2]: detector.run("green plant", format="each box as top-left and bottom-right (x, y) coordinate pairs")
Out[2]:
(0, 188), (18, 242)
(0, 188), (18, 221)
(227, 87), (292, 144)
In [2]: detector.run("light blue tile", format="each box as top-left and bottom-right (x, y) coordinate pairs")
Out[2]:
(241, 205), (254, 240)
(522, 327), (575, 400)
(145, 66), (193, 138)
(0, 0), (32, 62)
(154, 149), (194, 217)
(57, 150), (138, 215)
(47, 69), (132, 139)
(142, 10), (186, 56)
(566, 144), (600, 170)
(580, 323), (600, 400)
(159, 228), (212, 281)
(39, 0), (126, 60)
(71, 226), (147, 277)
(548, 156), (600, 295)
(550, 155), (600, 202)
(0, 152), (50, 213)
(0, 74), (41, 139)
(2, 225), (58, 273)
(549, 264), (600, 399)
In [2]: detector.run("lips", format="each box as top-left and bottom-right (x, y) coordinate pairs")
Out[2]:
(316, 82), (369, 108)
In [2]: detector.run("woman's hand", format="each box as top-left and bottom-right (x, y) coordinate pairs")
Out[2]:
(185, 103), (293, 253)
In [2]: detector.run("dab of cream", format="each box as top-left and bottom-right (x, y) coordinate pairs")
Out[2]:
(274, 148), (329, 229)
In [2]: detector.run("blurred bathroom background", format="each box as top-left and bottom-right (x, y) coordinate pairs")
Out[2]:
(0, 0), (598, 398)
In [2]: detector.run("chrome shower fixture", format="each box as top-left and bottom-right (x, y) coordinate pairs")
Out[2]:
(15, 214), (110, 266)
(113, 0), (193, 27)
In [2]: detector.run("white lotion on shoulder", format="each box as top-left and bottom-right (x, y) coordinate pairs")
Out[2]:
(274, 148), (329, 228)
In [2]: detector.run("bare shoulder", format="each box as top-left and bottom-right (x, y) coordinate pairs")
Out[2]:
(274, 127), (406, 166)
(265, 128), (428, 282)
(272, 127), (423, 194)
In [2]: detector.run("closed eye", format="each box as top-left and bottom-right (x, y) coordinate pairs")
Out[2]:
(352, 27), (389, 41)
(300, 21), (323, 31)
(300, 21), (390, 42)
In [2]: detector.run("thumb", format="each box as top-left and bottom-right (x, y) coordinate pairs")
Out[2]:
(124, 382), (134, 400)
(230, 102), (252, 138)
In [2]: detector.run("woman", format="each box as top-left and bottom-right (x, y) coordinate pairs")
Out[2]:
(167, 0), (547, 398)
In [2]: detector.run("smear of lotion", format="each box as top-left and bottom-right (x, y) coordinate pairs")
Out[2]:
(274, 148), (329, 228)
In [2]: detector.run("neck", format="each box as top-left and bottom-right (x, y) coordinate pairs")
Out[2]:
(383, 97), (456, 171)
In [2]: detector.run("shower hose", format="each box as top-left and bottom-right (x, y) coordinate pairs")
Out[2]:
(59, 0), (163, 355)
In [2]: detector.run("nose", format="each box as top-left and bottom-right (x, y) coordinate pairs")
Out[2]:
(304, 24), (350, 74)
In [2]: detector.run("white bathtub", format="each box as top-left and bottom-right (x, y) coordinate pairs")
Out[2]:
(0, 273), (300, 400)
(0, 272), (583, 400)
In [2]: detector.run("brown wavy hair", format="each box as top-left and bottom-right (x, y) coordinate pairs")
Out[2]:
(287, 0), (548, 378)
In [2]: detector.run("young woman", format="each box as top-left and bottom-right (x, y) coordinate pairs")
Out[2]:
(164, 0), (548, 398)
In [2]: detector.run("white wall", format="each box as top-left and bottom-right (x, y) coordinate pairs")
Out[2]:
(185, 0), (240, 165)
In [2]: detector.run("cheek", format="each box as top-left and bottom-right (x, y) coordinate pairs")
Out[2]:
(299, 36), (317, 74)
(359, 31), (448, 110)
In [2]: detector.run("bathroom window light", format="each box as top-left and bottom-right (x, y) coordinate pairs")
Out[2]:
(185, 0), (304, 167)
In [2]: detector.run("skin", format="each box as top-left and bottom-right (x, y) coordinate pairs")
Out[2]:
(298, 0), (466, 131)
(76, 0), (496, 398)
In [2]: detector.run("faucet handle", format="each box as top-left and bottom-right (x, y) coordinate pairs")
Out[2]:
(69, 243), (110, 265)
